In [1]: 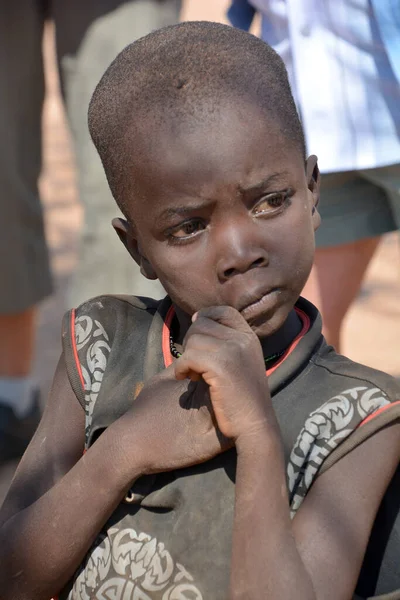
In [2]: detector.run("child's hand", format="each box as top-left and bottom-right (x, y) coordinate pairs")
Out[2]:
(175, 306), (274, 444)
(117, 365), (232, 475)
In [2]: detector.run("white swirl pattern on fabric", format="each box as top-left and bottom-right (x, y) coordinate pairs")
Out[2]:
(67, 528), (203, 600)
(75, 314), (111, 446)
(287, 386), (390, 516)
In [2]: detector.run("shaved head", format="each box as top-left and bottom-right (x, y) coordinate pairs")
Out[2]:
(88, 21), (305, 215)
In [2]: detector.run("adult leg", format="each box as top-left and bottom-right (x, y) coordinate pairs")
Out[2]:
(302, 170), (396, 352)
(0, 311), (37, 378)
(303, 238), (380, 351)
(0, 1), (50, 460)
(53, 0), (181, 307)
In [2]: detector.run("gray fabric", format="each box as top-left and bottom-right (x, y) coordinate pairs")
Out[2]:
(0, 1), (50, 313)
(316, 164), (400, 248)
(60, 295), (400, 599)
(54, 0), (180, 306)
(0, 0), (179, 313)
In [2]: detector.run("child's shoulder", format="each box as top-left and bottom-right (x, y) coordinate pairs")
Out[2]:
(311, 342), (400, 403)
(286, 340), (400, 517)
(290, 297), (399, 405)
(61, 294), (170, 446)
(73, 293), (162, 319)
(300, 342), (400, 485)
(62, 293), (164, 346)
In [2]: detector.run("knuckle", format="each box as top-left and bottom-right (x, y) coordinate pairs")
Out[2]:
(185, 333), (201, 349)
(188, 317), (208, 335)
(225, 305), (237, 317)
(181, 347), (195, 362)
(196, 307), (211, 320)
(186, 318), (213, 343)
(199, 305), (228, 320)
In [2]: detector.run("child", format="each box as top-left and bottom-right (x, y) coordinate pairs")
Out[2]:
(0, 21), (399, 600)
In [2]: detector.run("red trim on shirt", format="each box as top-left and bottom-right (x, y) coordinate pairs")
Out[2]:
(266, 308), (310, 376)
(162, 305), (176, 368)
(70, 308), (85, 389)
(358, 399), (400, 428)
(162, 305), (311, 374)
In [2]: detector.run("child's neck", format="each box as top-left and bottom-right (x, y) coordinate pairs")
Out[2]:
(259, 309), (302, 360)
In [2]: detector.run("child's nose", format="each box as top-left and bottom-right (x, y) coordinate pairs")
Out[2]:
(216, 224), (269, 281)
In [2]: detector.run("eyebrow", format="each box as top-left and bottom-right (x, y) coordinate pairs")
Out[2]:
(157, 171), (290, 222)
(158, 202), (212, 222)
(237, 171), (289, 194)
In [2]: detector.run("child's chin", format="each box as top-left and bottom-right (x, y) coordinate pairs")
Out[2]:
(250, 310), (288, 339)
(249, 315), (285, 339)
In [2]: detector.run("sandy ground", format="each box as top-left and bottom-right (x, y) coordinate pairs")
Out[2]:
(1, 0), (399, 503)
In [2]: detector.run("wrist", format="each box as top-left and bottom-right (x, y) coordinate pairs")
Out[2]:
(100, 420), (147, 492)
(235, 426), (282, 460)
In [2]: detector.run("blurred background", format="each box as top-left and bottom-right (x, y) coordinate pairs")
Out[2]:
(36, 0), (399, 395)
(0, 0), (399, 501)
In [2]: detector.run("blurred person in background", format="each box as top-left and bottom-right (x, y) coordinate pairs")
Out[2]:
(229, 0), (400, 353)
(0, 0), (179, 464)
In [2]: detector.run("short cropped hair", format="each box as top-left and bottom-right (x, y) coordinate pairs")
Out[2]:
(88, 21), (305, 215)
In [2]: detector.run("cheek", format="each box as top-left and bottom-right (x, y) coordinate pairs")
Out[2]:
(296, 219), (315, 282)
(151, 249), (200, 284)
(276, 209), (315, 286)
(147, 246), (214, 310)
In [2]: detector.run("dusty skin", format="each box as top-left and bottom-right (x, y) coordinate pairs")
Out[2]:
(0, 0), (399, 520)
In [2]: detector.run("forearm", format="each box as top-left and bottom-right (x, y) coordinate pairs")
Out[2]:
(230, 431), (316, 600)
(0, 422), (142, 600)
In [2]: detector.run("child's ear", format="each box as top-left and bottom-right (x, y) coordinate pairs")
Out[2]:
(305, 154), (321, 230)
(112, 217), (158, 280)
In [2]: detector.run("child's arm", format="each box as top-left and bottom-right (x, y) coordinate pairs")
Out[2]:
(0, 355), (228, 600)
(0, 356), (142, 599)
(291, 422), (400, 598)
(175, 306), (400, 600)
(231, 419), (400, 600)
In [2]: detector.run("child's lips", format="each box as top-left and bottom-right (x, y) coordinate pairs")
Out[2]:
(239, 288), (281, 321)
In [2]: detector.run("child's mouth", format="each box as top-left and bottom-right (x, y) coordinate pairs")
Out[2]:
(239, 288), (281, 322)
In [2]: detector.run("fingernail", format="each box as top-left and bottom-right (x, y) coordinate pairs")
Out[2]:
(192, 312), (198, 322)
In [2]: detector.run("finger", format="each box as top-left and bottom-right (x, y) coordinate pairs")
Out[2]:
(151, 362), (182, 382)
(188, 372), (202, 382)
(193, 305), (253, 333)
(175, 363), (202, 382)
(183, 329), (225, 353)
(174, 348), (222, 383)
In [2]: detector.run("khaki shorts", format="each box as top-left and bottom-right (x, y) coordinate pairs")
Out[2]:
(316, 164), (400, 248)
(0, 0), (180, 314)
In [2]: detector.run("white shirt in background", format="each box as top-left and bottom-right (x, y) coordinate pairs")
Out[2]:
(248, 0), (400, 173)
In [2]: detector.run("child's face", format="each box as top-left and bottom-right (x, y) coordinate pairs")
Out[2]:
(117, 100), (319, 339)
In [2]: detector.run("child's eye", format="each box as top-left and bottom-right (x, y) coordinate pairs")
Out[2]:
(167, 219), (206, 241)
(252, 190), (291, 216)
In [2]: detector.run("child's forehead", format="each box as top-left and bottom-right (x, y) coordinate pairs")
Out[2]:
(130, 99), (300, 187)
(124, 109), (305, 226)
(139, 93), (282, 140)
